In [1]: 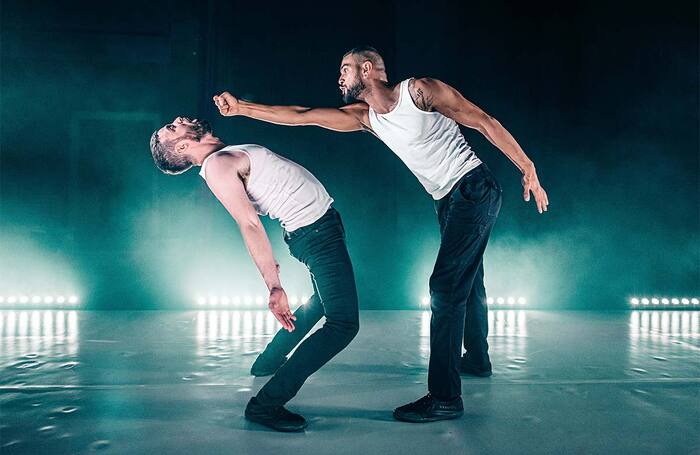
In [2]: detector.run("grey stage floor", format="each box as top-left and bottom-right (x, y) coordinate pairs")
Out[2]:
(0, 309), (698, 454)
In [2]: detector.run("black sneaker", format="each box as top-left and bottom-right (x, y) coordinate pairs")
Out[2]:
(393, 393), (464, 423)
(459, 354), (492, 377)
(244, 397), (307, 432)
(250, 354), (287, 377)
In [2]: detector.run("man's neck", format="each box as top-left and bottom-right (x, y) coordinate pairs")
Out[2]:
(194, 140), (227, 166)
(359, 80), (400, 114)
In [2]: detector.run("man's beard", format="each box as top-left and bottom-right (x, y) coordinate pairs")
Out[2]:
(191, 119), (212, 140)
(342, 79), (366, 103)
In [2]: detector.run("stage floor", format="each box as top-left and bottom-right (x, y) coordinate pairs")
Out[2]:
(0, 309), (698, 454)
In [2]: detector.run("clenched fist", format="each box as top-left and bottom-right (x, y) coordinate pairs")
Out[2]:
(213, 91), (240, 116)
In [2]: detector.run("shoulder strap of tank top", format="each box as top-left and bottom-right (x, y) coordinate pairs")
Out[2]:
(397, 78), (415, 110)
(199, 150), (220, 179)
(368, 78), (413, 118)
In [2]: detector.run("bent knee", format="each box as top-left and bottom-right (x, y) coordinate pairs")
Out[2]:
(327, 318), (359, 343)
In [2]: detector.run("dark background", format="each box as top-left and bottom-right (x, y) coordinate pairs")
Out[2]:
(0, 0), (697, 310)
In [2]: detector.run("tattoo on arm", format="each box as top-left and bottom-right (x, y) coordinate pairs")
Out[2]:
(409, 79), (434, 111)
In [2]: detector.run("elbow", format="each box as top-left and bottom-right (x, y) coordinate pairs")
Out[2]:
(239, 216), (263, 232)
(477, 112), (500, 129)
(477, 113), (498, 132)
(291, 106), (313, 125)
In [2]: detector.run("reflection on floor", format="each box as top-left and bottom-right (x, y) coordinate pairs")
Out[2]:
(629, 310), (699, 338)
(0, 310), (698, 454)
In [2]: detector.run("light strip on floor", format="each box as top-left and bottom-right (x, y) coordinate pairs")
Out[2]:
(420, 296), (527, 307)
(629, 296), (699, 309)
(0, 295), (80, 307)
(194, 294), (309, 307)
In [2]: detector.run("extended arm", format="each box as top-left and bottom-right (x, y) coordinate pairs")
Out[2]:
(411, 78), (549, 213)
(213, 91), (369, 132)
(205, 153), (296, 331)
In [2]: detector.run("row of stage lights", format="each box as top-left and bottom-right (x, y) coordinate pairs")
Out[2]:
(195, 295), (310, 307)
(1, 294), (696, 310)
(421, 296), (527, 306)
(0, 295), (80, 305)
(629, 297), (699, 307)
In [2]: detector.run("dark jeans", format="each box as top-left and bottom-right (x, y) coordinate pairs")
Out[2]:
(255, 207), (359, 406)
(428, 164), (502, 400)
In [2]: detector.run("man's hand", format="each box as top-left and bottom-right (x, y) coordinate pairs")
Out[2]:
(213, 92), (240, 117)
(522, 169), (549, 214)
(268, 287), (296, 332)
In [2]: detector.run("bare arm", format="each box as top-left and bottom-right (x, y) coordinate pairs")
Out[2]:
(205, 153), (295, 330)
(410, 78), (549, 213)
(213, 91), (369, 132)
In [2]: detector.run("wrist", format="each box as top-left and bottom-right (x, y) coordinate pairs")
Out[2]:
(263, 268), (281, 292)
(237, 100), (250, 117)
(521, 160), (535, 175)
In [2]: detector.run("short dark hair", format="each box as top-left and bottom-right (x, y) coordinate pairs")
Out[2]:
(149, 129), (193, 175)
(345, 45), (384, 63)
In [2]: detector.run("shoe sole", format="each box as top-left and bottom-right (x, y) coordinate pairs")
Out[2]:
(245, 414), (308, 432)
(250, 359), (287, 377)
(250, 370), (275, 377)
(393, 410), (464, 423)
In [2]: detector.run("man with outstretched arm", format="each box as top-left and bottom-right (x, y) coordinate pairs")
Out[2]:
(149, 117), (359, 431)
(213, 45), (549, 423)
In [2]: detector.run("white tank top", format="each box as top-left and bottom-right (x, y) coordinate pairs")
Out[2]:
(368, 78), (482, 200)
(199, 145), (333, 232)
